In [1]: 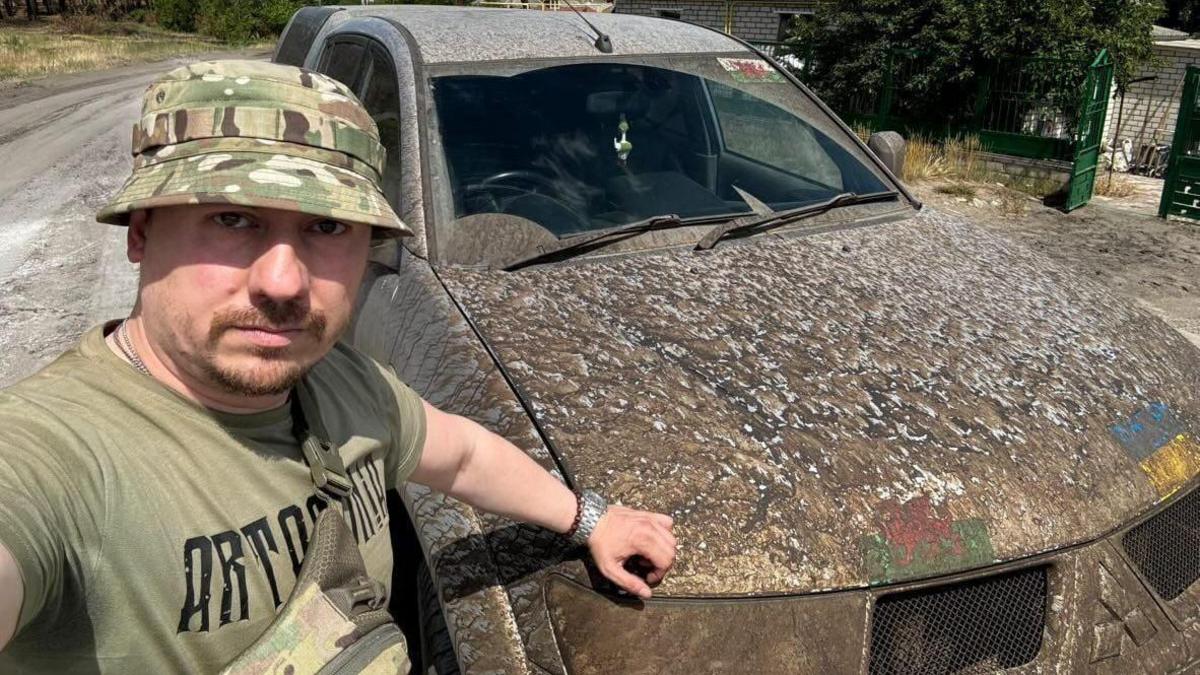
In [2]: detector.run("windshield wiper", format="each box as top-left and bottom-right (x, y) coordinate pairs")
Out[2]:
(502, 214), (690, 271)
(694, 190), (901, 251)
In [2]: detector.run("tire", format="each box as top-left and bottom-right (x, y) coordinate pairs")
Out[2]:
(416, 560), (460, 675)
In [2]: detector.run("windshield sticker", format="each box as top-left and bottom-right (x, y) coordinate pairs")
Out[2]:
(613, 114), (633, 165)
(718, 57), (785, 83)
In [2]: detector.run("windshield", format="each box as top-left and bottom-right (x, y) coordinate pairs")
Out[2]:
(428, 56), (892, 241)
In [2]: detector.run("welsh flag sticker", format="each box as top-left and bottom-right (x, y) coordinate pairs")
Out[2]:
(718, 57), (785, 83)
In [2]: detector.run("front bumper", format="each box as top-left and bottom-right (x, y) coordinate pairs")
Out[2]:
(542, 483), (1200, 674)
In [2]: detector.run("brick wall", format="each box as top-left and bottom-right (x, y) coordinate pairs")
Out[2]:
(1105, 40), (1200, 157)
(615, 0), (725, 32)
(614, 0), (816, 44)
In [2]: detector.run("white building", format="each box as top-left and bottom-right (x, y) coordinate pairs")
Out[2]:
(1105, 25), (1200, 168)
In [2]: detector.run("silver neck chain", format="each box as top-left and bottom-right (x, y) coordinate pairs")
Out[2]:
(115, 320), (151, 377)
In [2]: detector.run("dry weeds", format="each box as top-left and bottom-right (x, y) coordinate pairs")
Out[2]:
(1094, 173), (1139, 198)
(0, 19), (239, 84)
(902, 135), (987, 183)
(902, 134), (1067, 206)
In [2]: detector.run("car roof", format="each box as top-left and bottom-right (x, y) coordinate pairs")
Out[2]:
(331, 5), (751, 65)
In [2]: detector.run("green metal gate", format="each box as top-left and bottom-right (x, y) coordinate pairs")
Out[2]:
(792, 48), (1115, 172)
(1065, 50), (1114, 212)
(1159, 65), (1200, 219)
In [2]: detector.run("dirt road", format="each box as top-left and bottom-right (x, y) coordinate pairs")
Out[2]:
(0, 52), (264, 387)
(915, 180), (1200, 348)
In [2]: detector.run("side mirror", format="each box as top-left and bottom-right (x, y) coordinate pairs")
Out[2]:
(867, 131), (907, 178)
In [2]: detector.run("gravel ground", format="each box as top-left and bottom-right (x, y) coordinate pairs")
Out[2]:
(913, 177), (1200, 348)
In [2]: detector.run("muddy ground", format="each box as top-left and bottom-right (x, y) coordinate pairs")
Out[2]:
(913, 175), (1200, 347)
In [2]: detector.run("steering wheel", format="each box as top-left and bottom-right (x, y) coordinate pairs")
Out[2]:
(465, 170), (591, 235)
(475, 169), (564, 194)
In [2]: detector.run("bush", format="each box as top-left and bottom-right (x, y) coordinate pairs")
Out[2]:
(153, 0), (196, 33)
(260, 0), (307, 35)
(789, 0), (1165, 126)
(59, 12), (105, 34)
(192, 0), (306, 43)
(56, 13), (158, 35)
(194, 0), (253, 43)
(63, 0), (140, 19)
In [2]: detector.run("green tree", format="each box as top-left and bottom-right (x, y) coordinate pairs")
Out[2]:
(152, 0), (195, 31)
(788, 0), (1164, 126)
(154, 0), (459, 42)
(1161, 0), (1200, 33)
(176, 0), (307, 42)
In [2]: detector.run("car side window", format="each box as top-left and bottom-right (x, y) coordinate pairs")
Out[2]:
(359, 47), (403, 208)
(317, 40), (365, 91)
(708, 80), (842, 187)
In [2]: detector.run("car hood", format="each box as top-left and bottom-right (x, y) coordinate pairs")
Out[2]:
(437, 209), (1200, 596)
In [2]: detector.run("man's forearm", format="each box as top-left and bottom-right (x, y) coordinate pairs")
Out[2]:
(411, 405), (578, 533)
(412, 401), (677, 598)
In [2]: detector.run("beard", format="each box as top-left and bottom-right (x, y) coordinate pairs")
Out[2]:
(198, 299), (329, 397)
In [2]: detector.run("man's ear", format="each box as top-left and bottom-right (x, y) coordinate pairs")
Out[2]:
(127, 210), (149, 263)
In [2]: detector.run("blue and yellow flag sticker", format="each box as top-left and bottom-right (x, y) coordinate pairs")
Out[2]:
(1111, 403), (1200, 499)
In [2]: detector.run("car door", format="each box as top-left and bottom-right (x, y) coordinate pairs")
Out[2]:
(316, 35), (410, 269)
(316, 36), (368, 94)
(316, 35), (403, 206)
(354, 44), (404, 212)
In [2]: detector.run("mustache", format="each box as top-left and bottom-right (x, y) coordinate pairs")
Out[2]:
(208, 302), (327, 344)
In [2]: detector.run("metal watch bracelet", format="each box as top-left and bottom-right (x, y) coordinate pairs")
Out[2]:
(568, 489), (608, 547)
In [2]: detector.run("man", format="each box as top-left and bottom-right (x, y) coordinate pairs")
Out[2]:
(0, 60), (676, 673)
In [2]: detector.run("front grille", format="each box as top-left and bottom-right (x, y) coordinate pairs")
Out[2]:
(1123, 487), (1200, 601)
(869, 566), (1048, 675)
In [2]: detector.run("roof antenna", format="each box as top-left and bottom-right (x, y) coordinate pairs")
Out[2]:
(557, 0), (613, 53)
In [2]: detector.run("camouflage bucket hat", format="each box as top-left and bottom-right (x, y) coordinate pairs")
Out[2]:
(96, 60), (410, 236)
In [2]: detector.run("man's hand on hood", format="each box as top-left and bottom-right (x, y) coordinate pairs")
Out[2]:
(588, 506), (677, 598)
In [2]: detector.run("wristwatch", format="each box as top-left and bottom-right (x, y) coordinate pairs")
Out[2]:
(566, 489), (608, 547)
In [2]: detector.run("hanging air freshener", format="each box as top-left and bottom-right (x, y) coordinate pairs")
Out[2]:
(613, 114), (633, 165)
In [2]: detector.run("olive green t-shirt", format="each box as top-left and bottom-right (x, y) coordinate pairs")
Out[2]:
(0, 324), (427, 674)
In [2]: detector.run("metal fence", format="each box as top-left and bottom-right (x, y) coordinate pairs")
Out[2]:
(751, 43), (1098, 163)
(974, 56), (1089, 161)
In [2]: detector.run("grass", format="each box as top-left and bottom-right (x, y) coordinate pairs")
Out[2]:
(935, 183), (977, 198)
(0, 17), (264, 84)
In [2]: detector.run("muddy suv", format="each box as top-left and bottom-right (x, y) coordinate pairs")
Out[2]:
(277, 6), (1200, 674)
